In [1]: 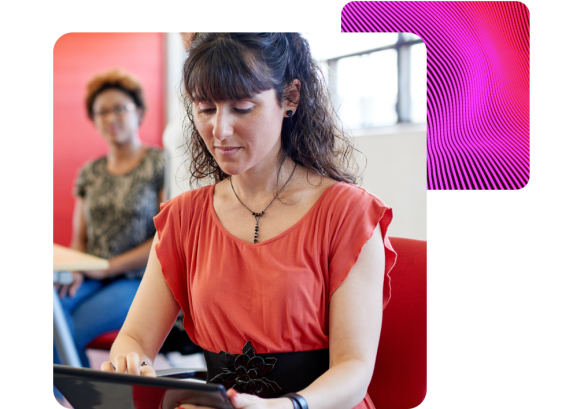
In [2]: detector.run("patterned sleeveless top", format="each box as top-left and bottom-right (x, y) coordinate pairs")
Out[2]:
(74, 148), (165, 279)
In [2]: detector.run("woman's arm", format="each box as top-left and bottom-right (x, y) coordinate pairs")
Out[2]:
(84, 189), (166, 280)
(296, 223), (385, 409)
(70, 196), (88, 252)
(84, 238), (155, 279)
(101, 233), (181, 376)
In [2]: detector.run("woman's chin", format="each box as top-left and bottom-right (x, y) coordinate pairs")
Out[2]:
(219, 164), (242, 177)
(103, 135), (132, 145)
(214, 158), (246, 177)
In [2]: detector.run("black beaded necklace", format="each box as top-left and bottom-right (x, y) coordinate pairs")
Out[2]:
(230, 163), (297, 244)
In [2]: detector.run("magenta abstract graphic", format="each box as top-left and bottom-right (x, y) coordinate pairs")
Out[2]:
(342, 1), (530, 190)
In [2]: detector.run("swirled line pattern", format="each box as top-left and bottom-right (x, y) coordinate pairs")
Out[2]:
(342, 1), (530, 190)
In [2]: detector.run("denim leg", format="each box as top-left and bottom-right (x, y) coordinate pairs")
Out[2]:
(70, 278), (142, 367)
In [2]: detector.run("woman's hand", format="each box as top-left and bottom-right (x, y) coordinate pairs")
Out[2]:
(56, 271), (85, 298)
(82, 268), (109, 280)
(100, 352), (156, 377)
(173, 389), (293, 409)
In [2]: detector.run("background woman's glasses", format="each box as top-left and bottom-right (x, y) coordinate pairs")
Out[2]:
(94, 103), (136, 120)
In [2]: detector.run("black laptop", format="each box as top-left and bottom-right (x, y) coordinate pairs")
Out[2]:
(54, 365), (234, 409)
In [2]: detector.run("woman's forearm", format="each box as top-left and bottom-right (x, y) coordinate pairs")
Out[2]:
(70, 239), (86, 253)
(297, 358), (373, 409)
(105, 237), (154, 278)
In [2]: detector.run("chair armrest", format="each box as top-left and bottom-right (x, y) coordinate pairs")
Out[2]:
(156, 367), (208, 381)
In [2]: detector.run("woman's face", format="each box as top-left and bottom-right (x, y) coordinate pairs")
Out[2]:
(193, 89), (288, 176)
(92, 89), (142, 145)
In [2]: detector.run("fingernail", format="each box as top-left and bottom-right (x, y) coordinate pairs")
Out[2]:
(110, 362), (116, 370)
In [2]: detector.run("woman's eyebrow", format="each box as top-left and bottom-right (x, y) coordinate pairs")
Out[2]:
(192, 93), (259, 103)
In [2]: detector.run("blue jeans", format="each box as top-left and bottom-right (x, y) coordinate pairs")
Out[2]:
(53, 277), (141, 368)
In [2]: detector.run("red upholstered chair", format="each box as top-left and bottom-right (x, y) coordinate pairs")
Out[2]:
(367, 237), (427, 409)
(86, 330), (119, 351)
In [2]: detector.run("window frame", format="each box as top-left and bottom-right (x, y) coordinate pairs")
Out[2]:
(324, 33), (425, 126)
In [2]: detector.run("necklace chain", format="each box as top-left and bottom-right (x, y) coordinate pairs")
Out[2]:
(230, 163), (297, 244)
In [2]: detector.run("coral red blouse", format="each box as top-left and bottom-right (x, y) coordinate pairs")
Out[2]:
(154, 182), (397, 409)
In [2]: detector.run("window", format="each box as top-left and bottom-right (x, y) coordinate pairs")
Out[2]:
(304, 32), (426, 130)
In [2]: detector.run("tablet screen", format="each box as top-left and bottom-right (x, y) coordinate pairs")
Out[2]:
(54, 365), (234, 409)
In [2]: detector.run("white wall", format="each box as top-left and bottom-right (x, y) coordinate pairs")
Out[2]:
(165, 33), (187, 123)
(352, 125), (427, 240)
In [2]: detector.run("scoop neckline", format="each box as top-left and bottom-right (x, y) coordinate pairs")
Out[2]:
(209, 181), (342, 247)
(103, 147), (151, 177)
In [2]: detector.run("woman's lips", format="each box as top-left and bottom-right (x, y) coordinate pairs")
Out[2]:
(215, 146), (241, 156)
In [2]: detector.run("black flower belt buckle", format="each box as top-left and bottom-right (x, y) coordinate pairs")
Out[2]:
(209, 341), (282, 398)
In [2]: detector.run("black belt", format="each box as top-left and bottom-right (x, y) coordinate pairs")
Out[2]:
(204, 341), (329, 398)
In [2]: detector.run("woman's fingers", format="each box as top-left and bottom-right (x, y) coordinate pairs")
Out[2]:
(58, 283), (68, 299)
(171, 390), (270, 409)
(68, 271), (84, 297)
(126, 352), (141, 375)
(100, 355), (156, 377)
(171, 390), (257, 409)
(100, 361), (115, 372)
(227, 389), (262, 408)
(126, 352), (156, 377)
(113, 354), (128, 373)
(140, 363), (157, 377)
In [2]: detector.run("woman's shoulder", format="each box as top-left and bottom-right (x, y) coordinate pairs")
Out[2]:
(77, 155), (107, 177)
(145, 146), (164, 156)
(133, 147), (165, 179)
(144, 147), (165, 164)
(314, 181), (390, 231)
(323, 181), (387, 208)
(161, 185), (214, 215)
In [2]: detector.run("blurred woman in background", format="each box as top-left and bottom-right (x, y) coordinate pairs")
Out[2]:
(55, 69), (165, 368)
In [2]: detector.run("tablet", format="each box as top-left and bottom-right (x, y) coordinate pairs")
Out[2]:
(54, 364), (235, 409)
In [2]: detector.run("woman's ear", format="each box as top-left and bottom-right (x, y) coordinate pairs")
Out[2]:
(287, 79), (301, 108)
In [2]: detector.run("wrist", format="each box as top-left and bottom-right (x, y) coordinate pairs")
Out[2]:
(104, 257), (119, 277)
(282, 393), (308, 409)
(272, 398), (295, 409)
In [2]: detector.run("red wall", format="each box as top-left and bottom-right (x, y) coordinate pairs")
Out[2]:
(53, 33), (165, 246)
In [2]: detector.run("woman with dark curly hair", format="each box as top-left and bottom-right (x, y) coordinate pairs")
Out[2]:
(54, 69), (165, 368)
(103, 34), (396, 409)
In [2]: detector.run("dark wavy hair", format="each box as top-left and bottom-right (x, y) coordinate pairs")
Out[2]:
(182, 33), (360, 186)
(85, 69), (146, 122)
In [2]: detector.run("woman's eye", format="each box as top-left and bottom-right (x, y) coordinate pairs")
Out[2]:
(233, 107), (253, 114)
(197, 108), (215, 114)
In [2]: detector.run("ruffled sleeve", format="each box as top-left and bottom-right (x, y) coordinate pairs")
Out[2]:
(327, 185), (397, 309)
(153, 195), (194, 335)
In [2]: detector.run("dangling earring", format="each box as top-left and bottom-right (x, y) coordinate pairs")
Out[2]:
(286, 110), (294, 117)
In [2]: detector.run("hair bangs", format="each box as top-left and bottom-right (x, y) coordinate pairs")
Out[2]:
(185, 39), (273, 103)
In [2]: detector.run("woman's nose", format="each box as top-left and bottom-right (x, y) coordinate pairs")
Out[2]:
(212, 110), (233, 140)
(101, 111), (119, 123)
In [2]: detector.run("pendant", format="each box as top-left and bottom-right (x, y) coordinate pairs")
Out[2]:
(252, 212), (264, 244)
